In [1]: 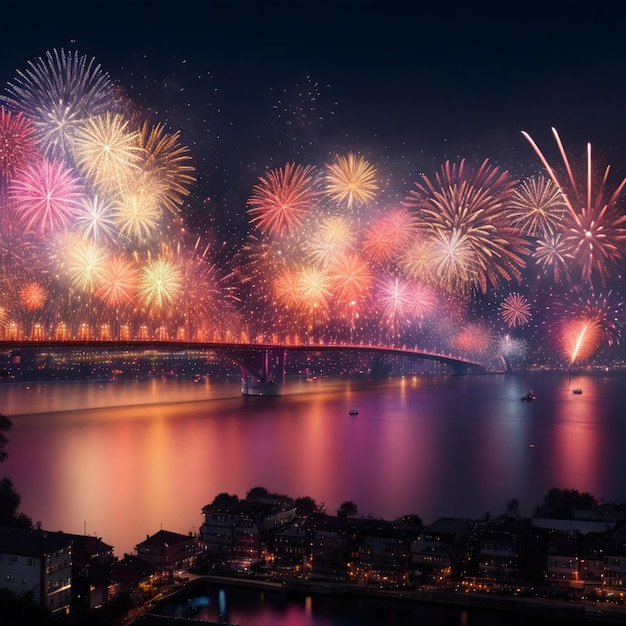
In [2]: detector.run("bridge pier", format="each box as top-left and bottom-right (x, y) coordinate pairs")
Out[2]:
(236, 347), (287, 396)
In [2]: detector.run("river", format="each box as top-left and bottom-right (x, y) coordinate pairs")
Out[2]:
(2, 370), (625, 561)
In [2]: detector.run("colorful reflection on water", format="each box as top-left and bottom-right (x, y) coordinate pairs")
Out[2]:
(2, 372), (626, 557)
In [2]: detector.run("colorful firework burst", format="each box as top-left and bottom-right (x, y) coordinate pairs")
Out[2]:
(136, 121), (196, 216)
(404, 159), (530, 294)
(508, 174), (566, 237)
(3, 49), (118, 159)
(522, 127), (626, 286)
(248, 163), (319, 237)
(324, 153), (379, 210)
(19, 282), (47, 311)
(0, 107), (38, 180)
(500, 292), (532, 328)
(9, 159), (84, 234)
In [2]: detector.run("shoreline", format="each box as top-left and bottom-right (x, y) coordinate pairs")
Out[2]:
(148, 574), (626, 625)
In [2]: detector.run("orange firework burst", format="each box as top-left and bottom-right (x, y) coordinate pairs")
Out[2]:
(522, 127), (626, 285)
(558, 317), (602, 364)
(327, 252), (373, 304)
(324, 153), (378, 209)
(19, 282), (47, 310)
(94, 255), (139, 308)
(248, 163), (319, 237)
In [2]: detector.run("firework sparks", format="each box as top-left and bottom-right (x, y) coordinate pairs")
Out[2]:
(500, 293), (532, 328)
(508, 174), (566, 237)
(139, 256), (182, 309)
(3, 49), (118, 159)
(325, 153), (379, 209)
(94, 255), (139, 308)
(0, 107), (38, 180)
(404, 159), (530, 294)
(522, 127), (626, 286)
(19, 282), (47, 311)
(73, 112), (142, 193)
(9, 159), (84, 234)
(248, 163), (319, 237)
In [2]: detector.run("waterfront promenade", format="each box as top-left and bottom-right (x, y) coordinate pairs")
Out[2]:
(140, 573), (626, 625)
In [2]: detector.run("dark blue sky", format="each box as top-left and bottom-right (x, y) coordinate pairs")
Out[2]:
(3, 0), (626, 236)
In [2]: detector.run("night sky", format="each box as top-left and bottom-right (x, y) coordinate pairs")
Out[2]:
(3, 0), (626, 363)
(5, 0), (626, 233)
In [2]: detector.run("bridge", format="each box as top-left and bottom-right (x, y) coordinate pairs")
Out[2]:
(0, 340), (504, 396)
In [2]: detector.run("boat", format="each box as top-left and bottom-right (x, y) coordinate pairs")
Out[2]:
(349, 409), (359, 415)
(520, 390), (536, 401)
(572, 388), (583, 394)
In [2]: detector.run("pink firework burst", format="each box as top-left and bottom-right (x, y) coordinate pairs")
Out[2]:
(247, 162), (319, 237)
(9, 159), (84, 234)
(522, 127), (626, 286)
(0, 107), (38, 180)
(500, 293), (532, 328)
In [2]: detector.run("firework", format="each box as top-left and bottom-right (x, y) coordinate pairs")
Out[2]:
(508, 174), (566, 237)
(0, 107), (38, 180)
(453, 322), (496, 357)
(19, 282), (47, 311)
(404, 159), (530, 294)
(113, 184), (161, 242)
(327, 253), (373, 304)
(3, 49), (119, 159)
(94, 255), (139, 308)
(138, 256), (182, 309)
(553, 287), (624, 347)
(324, 153), (379, 209)
(533, 233), (572, 283)
(136, 121), (196, 215)
(522, 127), (626, 286)
(296, 266), (332, 311)
(362, 207), (416, 264)
(74, 195), (117, 242)
(248, 163), (319, 237)
(68, 239), (109, 293)
(406, 281), (437, 319)
(305, 215), (355, 265)
(73, 112), (142, 193)
(500, 293), (532, 328)
(9, 159), (84, 234)
(558, 318), (602, 364)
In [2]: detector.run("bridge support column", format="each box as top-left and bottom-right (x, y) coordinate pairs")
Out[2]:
(239, 347), (286, 396)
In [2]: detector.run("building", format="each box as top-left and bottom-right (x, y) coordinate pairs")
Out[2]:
(135, 529), (200, 574)
(351, 518), (421, 586)
(200, 496), (296, 570)
(411, 517), (470, 584)
(0, 526), (73, 615)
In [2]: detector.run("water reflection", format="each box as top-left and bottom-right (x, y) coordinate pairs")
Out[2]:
(2, 372), (626, 558)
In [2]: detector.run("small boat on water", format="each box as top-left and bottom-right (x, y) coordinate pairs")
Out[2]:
(349, 409), (359, 415)
(572, 388), (583, 394)
(521, 390), (536, 401)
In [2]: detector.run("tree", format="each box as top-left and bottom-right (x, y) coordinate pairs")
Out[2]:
(0, 413), (13, 463)
(338, 500), (358, 517)
(0, 477), (33, 528)
(506, 497), (520, 516)
(246, 486), (268, 500)
(294, 496), (319, 515)
(210, 492), (239, 507)
(533, 487), (597, 519)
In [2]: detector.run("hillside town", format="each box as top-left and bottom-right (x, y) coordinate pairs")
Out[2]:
(2, 486), (626, 624)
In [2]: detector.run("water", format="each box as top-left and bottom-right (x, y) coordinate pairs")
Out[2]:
(3, 370), (625, 559)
